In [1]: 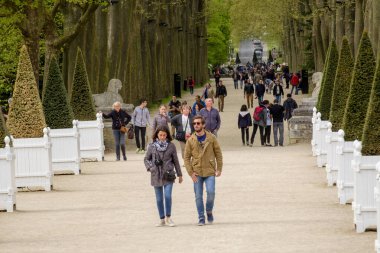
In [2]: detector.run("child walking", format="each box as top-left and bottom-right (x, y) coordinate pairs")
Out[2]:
(238, 104), (252, 146)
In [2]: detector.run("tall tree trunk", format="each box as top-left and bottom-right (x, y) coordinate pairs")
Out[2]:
(354, 0), (364, 55)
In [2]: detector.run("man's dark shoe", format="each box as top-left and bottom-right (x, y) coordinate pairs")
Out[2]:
(207, 212), (214, 224)
(198, 218), (205, 226)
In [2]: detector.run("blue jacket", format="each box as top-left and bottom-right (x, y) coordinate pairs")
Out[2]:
(199, 107), (221, 132)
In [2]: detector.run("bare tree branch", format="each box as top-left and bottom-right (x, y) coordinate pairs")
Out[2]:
(52, 3), (98, 49)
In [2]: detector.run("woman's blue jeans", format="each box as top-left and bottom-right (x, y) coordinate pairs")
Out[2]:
(154, 183), (173, 219)
(112, 130), (126, 160)
(194, 176), (215, 220)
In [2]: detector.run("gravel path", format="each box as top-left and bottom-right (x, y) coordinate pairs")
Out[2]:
(0, 78), (375, 253)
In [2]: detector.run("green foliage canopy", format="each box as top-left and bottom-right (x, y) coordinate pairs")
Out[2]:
(207, 0), (231, 66)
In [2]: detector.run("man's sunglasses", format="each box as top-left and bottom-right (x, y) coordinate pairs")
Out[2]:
(193, 122), (202, 126)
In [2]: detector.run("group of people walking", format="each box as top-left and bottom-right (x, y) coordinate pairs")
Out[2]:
(100, 66), (299, 227)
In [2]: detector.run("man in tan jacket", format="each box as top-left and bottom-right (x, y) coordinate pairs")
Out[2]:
(184, 115), (223, 225)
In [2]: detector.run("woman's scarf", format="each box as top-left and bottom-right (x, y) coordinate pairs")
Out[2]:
(153, 139), (169, 152)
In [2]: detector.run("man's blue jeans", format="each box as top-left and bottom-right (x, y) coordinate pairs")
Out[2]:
(154, 183), (173, 219)
(275, 95), (282, 104)
(194, 176), (215, 220)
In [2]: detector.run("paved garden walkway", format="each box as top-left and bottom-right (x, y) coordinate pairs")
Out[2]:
(0, 78), (375, 252)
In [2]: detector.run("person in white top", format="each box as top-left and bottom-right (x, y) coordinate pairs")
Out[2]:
(171, 105), (195, 159)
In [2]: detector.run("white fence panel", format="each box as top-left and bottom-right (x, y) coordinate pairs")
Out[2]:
(316, 119), (329, 168)
(325, 123), (340, 186)
(0, 137), (16, 212)
(374, 162), (380, 253)
(50, 120), (80, 175)
(311, 108), (318, 156)
(12, 128), (53, 191)
(78, 113), (104, 161)
(336, 131), (355, 204)
(352, 141), (380, 233)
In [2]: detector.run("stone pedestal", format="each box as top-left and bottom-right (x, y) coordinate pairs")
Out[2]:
(288, 98), (317, 144)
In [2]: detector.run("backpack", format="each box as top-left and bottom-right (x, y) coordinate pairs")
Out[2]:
(253, 106), (264, 121)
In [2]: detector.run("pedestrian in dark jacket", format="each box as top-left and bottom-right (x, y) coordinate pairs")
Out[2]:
(255, 80), (266, 104)
(238, 104), (252, 146)
(199, 98), (221, 136)
(244, 80), (255, 108)
(272, 80), (284, 104)
(283, 94), (298, 120)
(215, 80), (227, 112)
(270, 99), (285, 146)
(144, 125), (183, 227)
(101, 101), (131, 161)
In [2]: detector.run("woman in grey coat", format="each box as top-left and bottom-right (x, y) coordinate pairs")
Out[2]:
(144, 125), (183, 227)
(152, 105), (170, 136)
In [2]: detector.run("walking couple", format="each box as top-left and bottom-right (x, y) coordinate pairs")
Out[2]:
(144, 115), (223, 227)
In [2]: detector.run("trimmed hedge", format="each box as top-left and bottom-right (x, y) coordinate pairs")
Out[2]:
(6, 45), (46, 138)
(317, 43), (332, 110)
(70, 48), (96, 121)
(329, 37), (354, 131)
(342, 32), (376, 141)
(318, 41), (339, 120)
(362, 55), (380, 155)
(0, 110), (7, 148)
(42, 57), (74, 129)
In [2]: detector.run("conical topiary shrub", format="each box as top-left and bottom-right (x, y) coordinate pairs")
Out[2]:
(317, 44), (332, 110)
(0, 110), (7, 148)
(42, 57), (74, 129)
(317, 41), (338, 120)
(329, 37), (354, 131)
(361, 56), (380, 155)
(342, 32), (376, 141)
(70, 48), (96, 121)
(252, 52), (258, 64)
(6, 45), (46, 138)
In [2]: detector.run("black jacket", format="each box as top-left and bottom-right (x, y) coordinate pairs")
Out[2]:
(103, 110), (131, 130)
(244, 83), (255, 95)
(283, 98), (298, 120)
(256, 83), (266, 97)
(270, 104), (285, 122)
(238, 112), (252, 128)
(272, 84), (284, 96)
(216, 85), (227, 97)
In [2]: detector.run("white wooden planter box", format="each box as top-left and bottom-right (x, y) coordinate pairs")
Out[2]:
(374, 162), (380, 252)
(0, 137), (16, 212)
(78, 113), (104, 161)
(316, 119), (330, 168)
(50, 120), (81, 175)
(352, 141), (380, 233)
(12, 128), (53, 191)
(311, 108), (318, 156)
(336, 131), (355, 204)
(325, 123), (340, 186)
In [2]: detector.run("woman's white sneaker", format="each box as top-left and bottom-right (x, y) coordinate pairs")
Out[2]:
(165, 217), (176, 227)
(156, 219), (165, 227)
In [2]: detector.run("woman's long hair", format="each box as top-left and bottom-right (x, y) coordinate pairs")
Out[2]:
(152, 125), (173, 142)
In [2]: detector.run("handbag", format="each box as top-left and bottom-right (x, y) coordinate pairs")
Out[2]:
(120, 126), (127, 133)
(175, 118), (189, 142)
(163, 170), (176, 182)
(127, 126), (134, 139)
